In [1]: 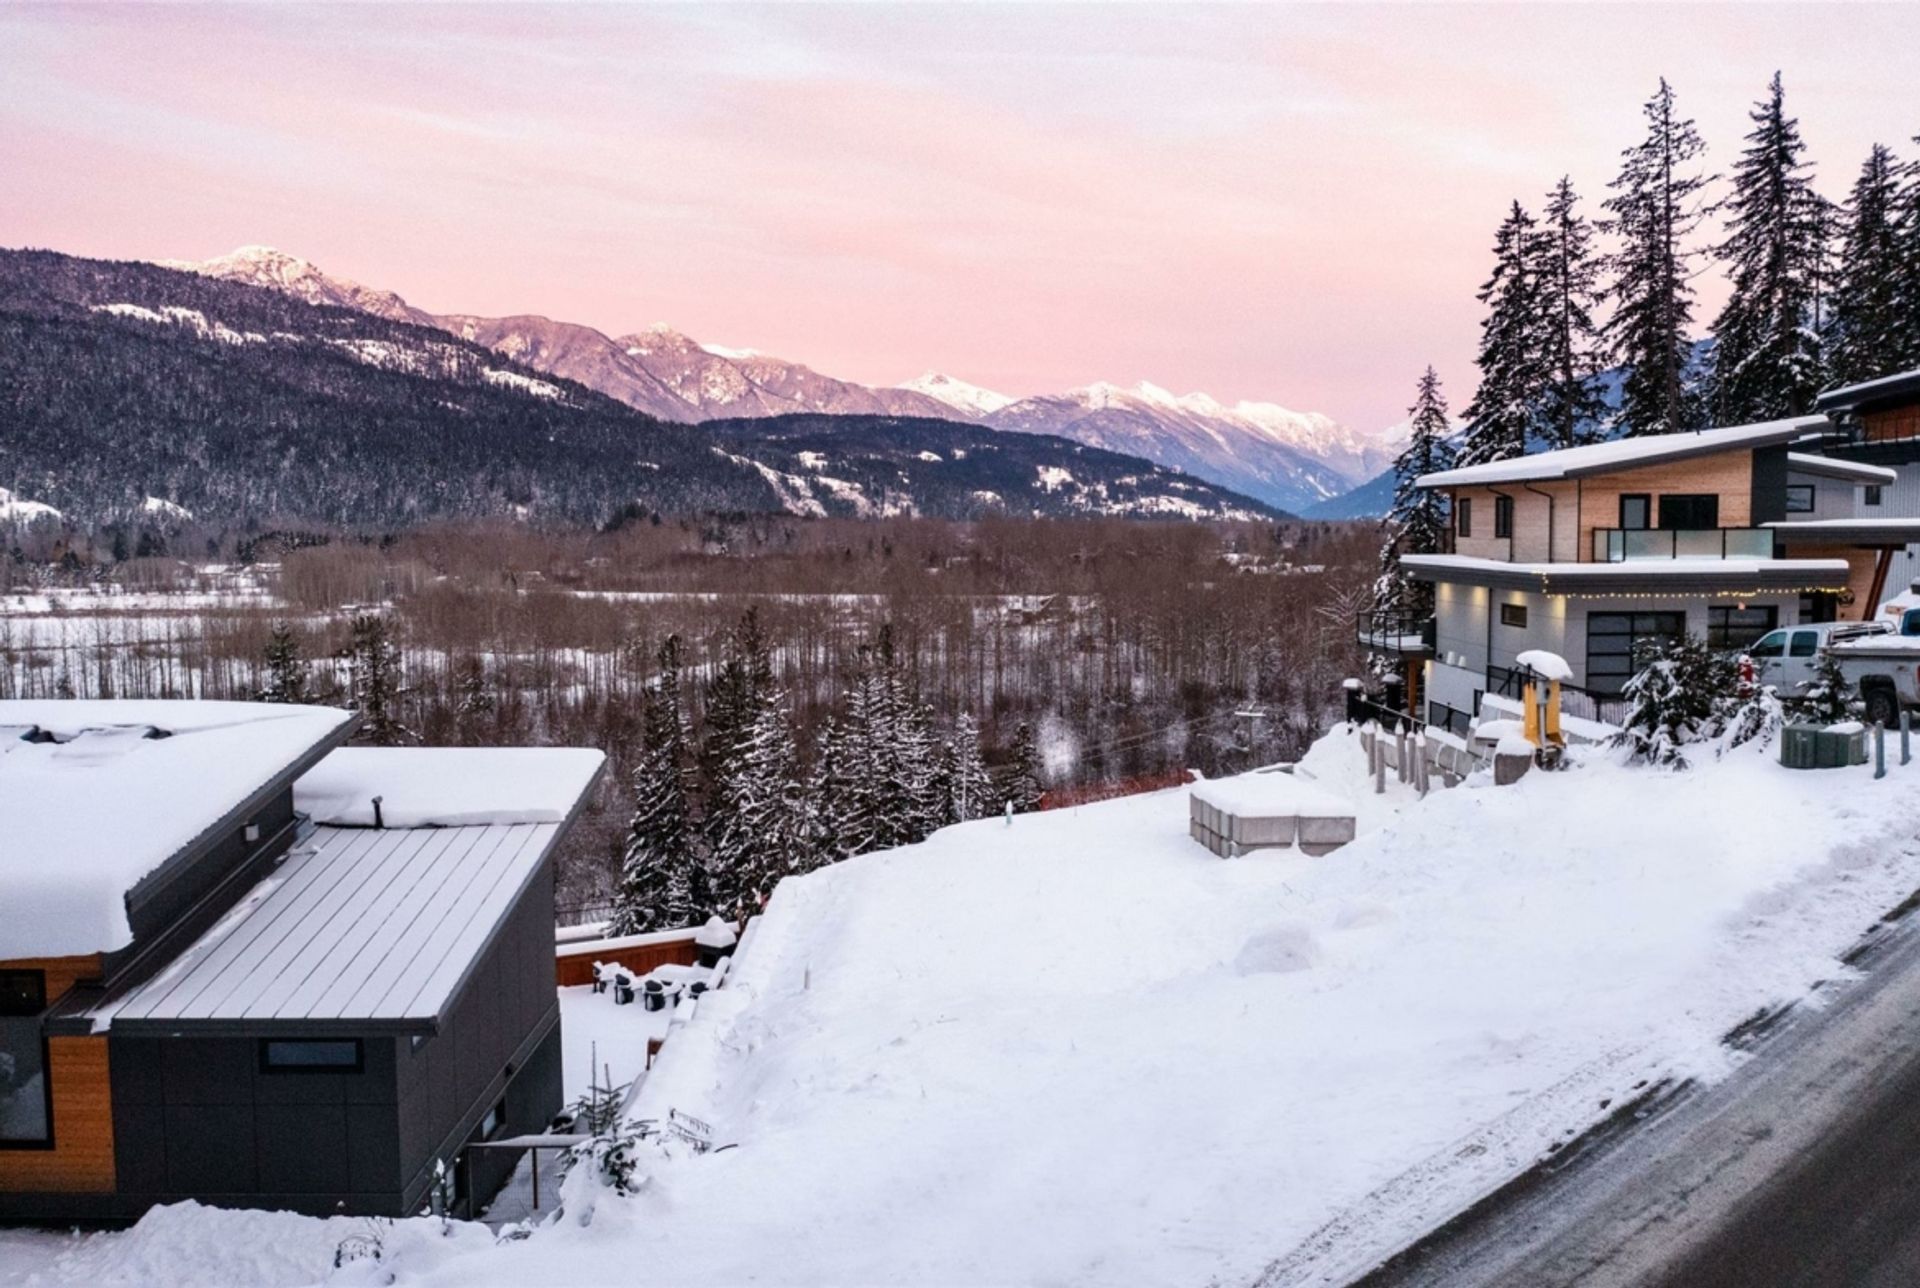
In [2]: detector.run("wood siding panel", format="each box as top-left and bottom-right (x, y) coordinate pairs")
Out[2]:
(1864, 407), (1920, 443)
(0, 1037), (115, 1194)
(1576, 452), (1756, 562)
(1777, 542), (1884, 620)
(0, 955), (105, 1005)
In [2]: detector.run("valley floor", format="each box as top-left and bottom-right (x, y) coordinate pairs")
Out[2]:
(4, 727), (1918, 1287)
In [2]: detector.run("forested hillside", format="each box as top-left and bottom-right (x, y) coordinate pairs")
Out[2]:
(0, 249), (1278, 528)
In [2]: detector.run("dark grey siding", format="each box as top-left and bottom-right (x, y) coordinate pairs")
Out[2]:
(395, 856), (562, 1213)
(108, 1031), (406, 1216)
(92, 855), (564, 1220)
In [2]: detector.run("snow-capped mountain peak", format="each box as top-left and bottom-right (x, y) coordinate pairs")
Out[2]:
(160, 245), (433, 326)
(899, 371), (1015, 416)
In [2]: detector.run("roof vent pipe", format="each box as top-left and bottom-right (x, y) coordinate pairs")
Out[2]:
(372, 795), (385, 829)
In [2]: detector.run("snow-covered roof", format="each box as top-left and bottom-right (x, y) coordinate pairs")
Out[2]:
(83, 822), (563, 1032)
(1816, 368), (1920, 412)
(1403, 553), (1852, 594)
(1784, 452), (1897, 485)
(1416, 416), (1829, 489)
(1764, 518), (1920, 543)
(294, 747), (605, 827)
(0, 700), (354, 960)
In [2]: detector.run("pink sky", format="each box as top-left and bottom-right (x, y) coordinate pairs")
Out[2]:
(3, 5), (1918, 432)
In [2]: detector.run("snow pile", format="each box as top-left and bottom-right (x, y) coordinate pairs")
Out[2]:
(0, 700), (352, 957)
(1190, 767), (1354, 817)
(14, 727), (1920, 1287)
(294, 747), (606, 828)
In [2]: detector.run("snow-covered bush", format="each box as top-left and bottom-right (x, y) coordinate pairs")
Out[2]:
(1797, 650), (1857, 725)
(1617, 634), (1737, 768)
(1718, 683), (1785, 756)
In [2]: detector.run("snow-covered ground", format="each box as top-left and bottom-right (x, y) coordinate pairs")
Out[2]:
(6, 727), (1920, 1286)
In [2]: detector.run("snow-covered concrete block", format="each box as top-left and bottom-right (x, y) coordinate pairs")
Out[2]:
(1189, 771), (1356, 857)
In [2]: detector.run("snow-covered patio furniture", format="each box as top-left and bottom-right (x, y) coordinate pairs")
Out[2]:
(1188, 772), (1357, 858)
(694, 915), (739, 968)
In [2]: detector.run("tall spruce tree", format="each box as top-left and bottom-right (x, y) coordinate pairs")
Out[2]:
(343, 613), (414, 745)
(716, 695), (812, 919)
(947, 713), (996, 823)
(1534, 178), (1608, 448)
(699, 608), (776, 882)
(1458, 202), (1547, 467)
(1900, 135), (1920, 369)
(1602, 78), (1712, 436)
(611, 634), (700, 936)
(1709, 72), (1829, 423)
(1002, 720), (1044, 814)
(257, 622), (310, 704)
(1375, 367), (1457, 621)
(1829, 144), (1912, 384)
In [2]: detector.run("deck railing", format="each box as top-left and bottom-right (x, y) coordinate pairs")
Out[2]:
(1590, 527), (1774, 562)
(1355, 609), (1436, 654)
(1485, 664), (1629, 727)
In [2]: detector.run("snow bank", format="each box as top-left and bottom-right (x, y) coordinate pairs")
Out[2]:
(0, 700), (351, 958)
(295, 747), (605, 827)
(17, 728), (1920, 1288)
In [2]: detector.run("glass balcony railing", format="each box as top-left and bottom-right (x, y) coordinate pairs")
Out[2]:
(1589, 528), (1776, 562)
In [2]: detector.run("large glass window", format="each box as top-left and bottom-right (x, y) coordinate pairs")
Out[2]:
(1619, 494), (1651, 530)
(1658, 494), (1720, 529)
(1785, 484), (1815, 514)
(1586, 611), (1687, 695)
(1708, 605), (1779, 650)
(0, 970), (50, 1148)
(1493, 495), (1513, 539)
(1456, 497), (1473, 538)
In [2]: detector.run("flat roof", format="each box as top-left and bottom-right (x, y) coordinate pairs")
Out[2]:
(1403, 553), (1853, 596)
(1816, 368), (1920, 415)
(84, 822), (562, 1033)
(1416, 416), (1829, 490)
(1785, 452), (1898, 485)
(1766, 518), (1920, 545)
(296, 746), (606, 827)
(0, 700), (355, 960)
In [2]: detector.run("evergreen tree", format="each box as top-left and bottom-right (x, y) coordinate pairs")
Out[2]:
(1602, 78), (1712, 436)
(947, 713), (996, 823)
(1617, 634), (1735, 768)
(699, 608), (776, 880)
(715, 695), (812, 917)
(808, 717), (851, 866)
(452, 653), (494, 744)
(1458, 201), (1547, 467)
(1829, 143), (1913, 385)
(1709, 72), (1829, 423)
(1002, 720), (1044, 813)
(1534, 177), (1608, 448)
(1900, 135), (1920, 369)
(257, 621), (310, 705)
(611, 635), (700, 936)
(898, 699), (944, 839)
(344, 613), (414, 745)
(1798, 649), (1857, 725)
(1374, 367), (1457, 620)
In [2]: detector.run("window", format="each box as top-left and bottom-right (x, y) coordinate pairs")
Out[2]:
(1586, 611), (1687, 695)
(1708, 605), (1778, 650)
(1785, 484), (1815, 514)
(259, 1038), (363, 1073)
(1619, 494), (1651, 531)
(1789, 630), (1819, 659)
(1657, 493), (1720, 530)
(0, 970), (51, 1148)
(1456, 497), (1473, 538)
(1499, 603), (1528, 628)
(1749, 630), (1787, 659)
(1867, 485), (1884, 507)
(1493, 495), (1514, 539)
(478, 1097), (506, 1141)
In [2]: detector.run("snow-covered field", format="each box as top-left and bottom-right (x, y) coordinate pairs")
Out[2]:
(6, 727), (1920, 1287)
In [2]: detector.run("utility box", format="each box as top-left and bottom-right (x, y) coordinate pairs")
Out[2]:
(1780, 723), (1820, 770)
(1815, 724), (1868, 768)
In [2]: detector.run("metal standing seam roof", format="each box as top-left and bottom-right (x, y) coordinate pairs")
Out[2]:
(86, 822), (560, 1033)
(1415, 416), (1830, 490)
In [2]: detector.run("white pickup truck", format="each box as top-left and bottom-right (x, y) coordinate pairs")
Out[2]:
(1750, 620), (1894, 695)
(1817, 606), (1920, 727)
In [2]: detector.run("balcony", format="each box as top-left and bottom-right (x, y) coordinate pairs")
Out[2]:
(1356, 609), (1435, 655)
(1589, 527), (1775, 562)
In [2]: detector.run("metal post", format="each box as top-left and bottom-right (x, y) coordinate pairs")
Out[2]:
(1374, 738), (1386, 795)
(1903, 708), (1911, 767)
(1395, 729), (1409, 783)
(532, 1147), (540, 1212)
(1875, 722), (1887, 780)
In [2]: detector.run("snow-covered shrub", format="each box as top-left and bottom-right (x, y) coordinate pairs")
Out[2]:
(570, 1120), (651, 1197)
(1617, 634), (1737, 768)
(332, 1216), (392, 1275)
(1718, 683), (1785, 756)
(1797, 650), (1857, 725)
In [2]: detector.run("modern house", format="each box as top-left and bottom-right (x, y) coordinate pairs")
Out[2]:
(1361, 369), (1920, 735)
(0, 700), (604, 1222)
